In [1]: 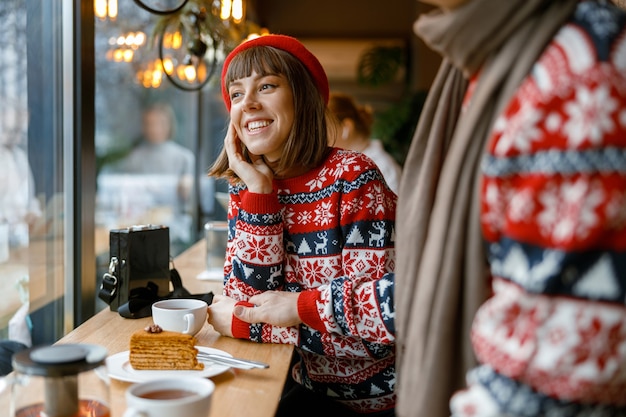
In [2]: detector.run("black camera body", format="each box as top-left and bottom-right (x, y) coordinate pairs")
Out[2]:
(100, 225), (170, 311)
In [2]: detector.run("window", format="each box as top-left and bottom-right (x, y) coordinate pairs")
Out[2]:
(0, 0), (230, 349)
(0, 0), (73, 346)
(93, 1), (229, 310)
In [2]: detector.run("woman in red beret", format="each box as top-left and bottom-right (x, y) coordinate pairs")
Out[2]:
(207, 34), (397, 416)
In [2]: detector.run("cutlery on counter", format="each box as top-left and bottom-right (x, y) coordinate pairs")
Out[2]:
(197, 352), (270, 369)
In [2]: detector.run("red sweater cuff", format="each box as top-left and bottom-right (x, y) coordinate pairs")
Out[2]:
(231, 301), (254, 339)
(297, 290), (325, 332)
(240, 188), (280, 214)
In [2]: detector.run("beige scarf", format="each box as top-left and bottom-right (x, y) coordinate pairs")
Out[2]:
(394, 1), (579, 416)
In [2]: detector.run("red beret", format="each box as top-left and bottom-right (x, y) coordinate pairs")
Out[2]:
(221, 34), (329, 111)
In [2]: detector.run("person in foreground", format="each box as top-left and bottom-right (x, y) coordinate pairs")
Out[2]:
(392, 0), (626, 416)
(327, 92), (402, 194)
(230, 1), (626, 416)
(206, 34), (397, 416)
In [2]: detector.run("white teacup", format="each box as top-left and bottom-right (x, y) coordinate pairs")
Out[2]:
(123, 377), (214, 417)
(151, 299), (208, 335)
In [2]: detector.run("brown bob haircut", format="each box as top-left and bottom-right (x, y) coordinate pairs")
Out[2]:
(207, 45), (331, 180)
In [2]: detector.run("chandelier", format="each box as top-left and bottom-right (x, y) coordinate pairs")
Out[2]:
(130, 0), (257, 91)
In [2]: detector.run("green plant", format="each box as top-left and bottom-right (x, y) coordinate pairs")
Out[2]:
(357, 45), (406, 87)
(371, 90), (427, 166)
(357, 44), (426, 166)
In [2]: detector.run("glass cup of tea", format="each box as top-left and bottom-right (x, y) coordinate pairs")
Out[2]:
(10, 344), (110, 417)
(200, 221), (228, 281)
(123, 377), (214, 417)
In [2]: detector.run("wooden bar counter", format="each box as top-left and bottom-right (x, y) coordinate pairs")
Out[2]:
(60, 239), (293, 417)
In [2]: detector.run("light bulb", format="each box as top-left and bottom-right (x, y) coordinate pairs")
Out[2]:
(94, 0), (107, 19)
(172, 32), (183, 49)
(220, 0), (232, 20)
(108, 0), (118, 20)
(232, 0), (243, 23)
(122, 49), (134, 62)
(183, 65), (196, 82)
(162, 58), (175, 75)
(113, 49), (124, 62)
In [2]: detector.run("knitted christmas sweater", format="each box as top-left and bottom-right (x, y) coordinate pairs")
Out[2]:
(452, 2), (626, 416)
(224, 147), (397, 413)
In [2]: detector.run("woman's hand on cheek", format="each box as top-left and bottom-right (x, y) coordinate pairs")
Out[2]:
(224, 123), (274, 193)
(207, 294), (238, 337)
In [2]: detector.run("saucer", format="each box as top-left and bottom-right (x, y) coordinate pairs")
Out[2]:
(106, 346), (231, 383)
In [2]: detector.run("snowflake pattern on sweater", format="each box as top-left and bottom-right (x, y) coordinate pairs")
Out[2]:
(452, 2), (626, 416)
(224, 147), (396, 413)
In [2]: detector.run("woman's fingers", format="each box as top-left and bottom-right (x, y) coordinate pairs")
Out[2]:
(224, 124), (243, 165)
(235, 291), (301, 327)
(207, 294), (237, 337)
(224, 124), (274, 193)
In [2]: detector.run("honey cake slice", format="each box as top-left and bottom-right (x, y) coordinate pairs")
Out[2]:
(129, 324), (204, 370)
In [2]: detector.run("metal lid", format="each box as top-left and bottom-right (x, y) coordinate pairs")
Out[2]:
(204, 221), (228, 231)
(12, 344), (107, 377)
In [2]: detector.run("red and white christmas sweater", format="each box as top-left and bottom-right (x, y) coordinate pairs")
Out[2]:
(223, 147), (397, 413)
(453, 2), (626, 416)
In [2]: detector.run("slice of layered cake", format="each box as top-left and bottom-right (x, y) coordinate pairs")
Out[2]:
(129, 324), (204, 370)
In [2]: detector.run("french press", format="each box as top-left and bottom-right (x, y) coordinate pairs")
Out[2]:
(10, 344), (110, 417)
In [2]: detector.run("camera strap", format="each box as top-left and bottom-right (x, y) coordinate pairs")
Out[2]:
(98, 257), (119, 305)
(116, 268), (214, 319)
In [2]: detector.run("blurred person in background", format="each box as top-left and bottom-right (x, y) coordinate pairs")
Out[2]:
(328, 92), (402, 194)
(0, 104), (36, 375)
(107, 102), (195, 206)
(0, 105), (40, 250)
(100, 102), (195, 246)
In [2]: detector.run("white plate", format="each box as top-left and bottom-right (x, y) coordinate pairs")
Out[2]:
(106, 346), (231, 383)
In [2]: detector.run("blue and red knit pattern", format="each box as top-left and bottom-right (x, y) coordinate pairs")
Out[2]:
(224, 147), (397, 413)
(452, 2), (626, 416)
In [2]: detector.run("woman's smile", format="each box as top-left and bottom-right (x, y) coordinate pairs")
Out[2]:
(246, 119), (273, 133)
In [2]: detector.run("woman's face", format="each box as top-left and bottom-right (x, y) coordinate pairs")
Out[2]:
(228, 70), (295, 163)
